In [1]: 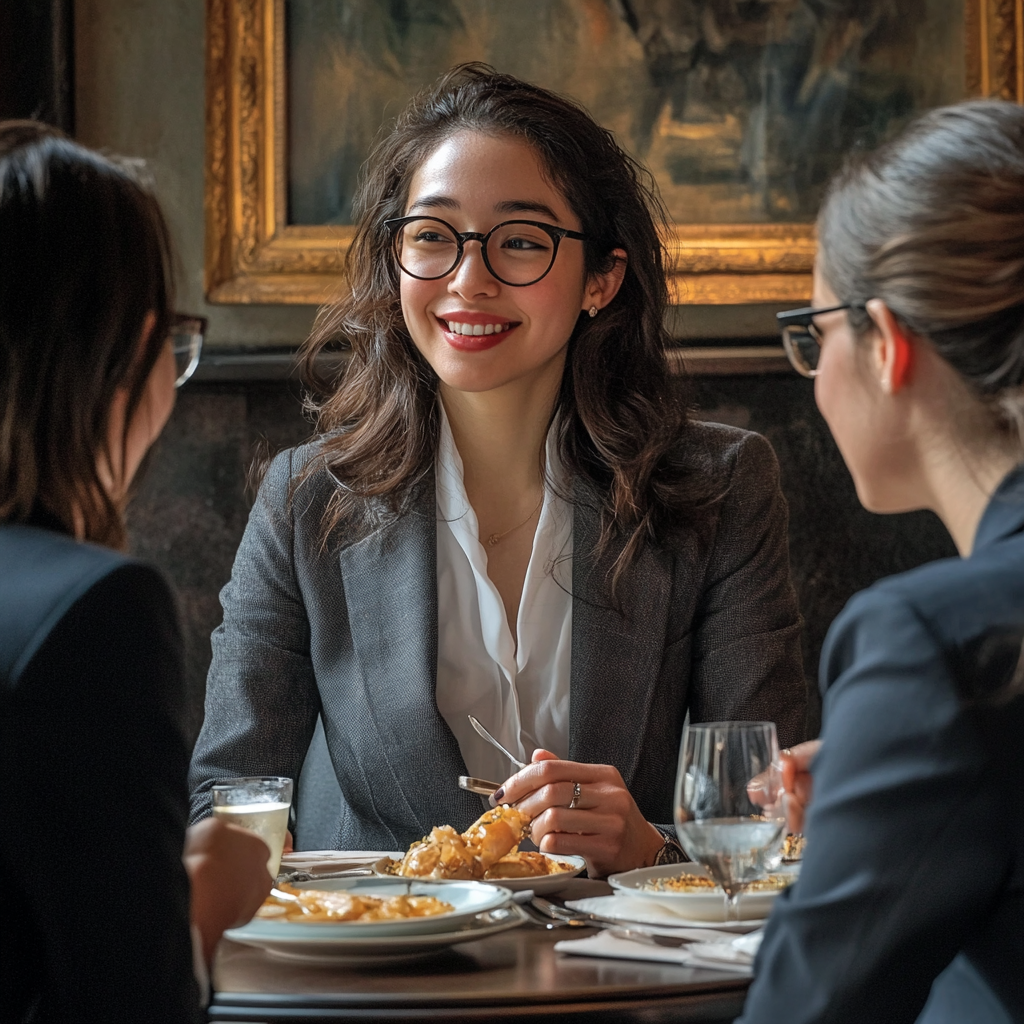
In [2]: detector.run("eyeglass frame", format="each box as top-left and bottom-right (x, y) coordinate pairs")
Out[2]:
(776, 303), (866, 378)
(382, 215), (590, 287)
(170, 313), (206, 388)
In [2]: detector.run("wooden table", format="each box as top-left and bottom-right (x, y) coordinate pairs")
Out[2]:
(210, 922), (750, 1023)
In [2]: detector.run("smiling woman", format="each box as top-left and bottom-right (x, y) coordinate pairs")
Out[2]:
(188, 65), (808, 879)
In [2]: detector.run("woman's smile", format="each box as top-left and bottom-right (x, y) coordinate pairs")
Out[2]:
(435, 310), (522, 351)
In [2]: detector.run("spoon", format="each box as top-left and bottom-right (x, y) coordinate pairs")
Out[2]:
(467, 715), (527, 771)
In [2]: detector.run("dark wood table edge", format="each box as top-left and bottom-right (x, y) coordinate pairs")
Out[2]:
(210, 980), (749, 1021)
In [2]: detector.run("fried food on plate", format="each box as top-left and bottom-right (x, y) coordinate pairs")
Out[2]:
(484, 850), (574, 879)
(639, 872), (792, 894)
(782, 833), (806, 861)
(391, 805), (549, 880)
(256, 883), (453, 923)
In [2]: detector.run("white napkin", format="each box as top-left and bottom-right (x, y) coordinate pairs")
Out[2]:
(279, 850), (403, 874)
(565, 895), (762, 932)
(555, 929), (763, 974)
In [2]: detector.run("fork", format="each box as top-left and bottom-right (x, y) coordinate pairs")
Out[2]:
(277, 867), (375, 884)
(467, 715), (528, 771)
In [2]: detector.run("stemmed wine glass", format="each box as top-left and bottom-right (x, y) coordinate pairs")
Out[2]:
(674, 721), (786, 920)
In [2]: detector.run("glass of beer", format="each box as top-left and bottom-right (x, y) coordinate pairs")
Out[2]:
(211, 776), (293, 877)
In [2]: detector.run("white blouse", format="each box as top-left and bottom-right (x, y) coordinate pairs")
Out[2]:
(434, 407), (573, 783)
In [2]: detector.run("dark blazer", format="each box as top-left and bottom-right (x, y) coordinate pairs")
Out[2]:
(739, 468), (1024, 1024)
(188, 421), (807, 849)
(0, 524), (201, 1024)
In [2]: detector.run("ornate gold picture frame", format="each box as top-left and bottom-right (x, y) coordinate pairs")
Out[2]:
(205, 0), (1023, 307)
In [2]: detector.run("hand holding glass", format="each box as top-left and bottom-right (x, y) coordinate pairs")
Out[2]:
(674, 722), (785, 919)
(211, 776), (293, 877)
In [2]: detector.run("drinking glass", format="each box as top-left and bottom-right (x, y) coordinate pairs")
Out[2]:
(674, 722), (785, 920)
(211, 776), (293, 877)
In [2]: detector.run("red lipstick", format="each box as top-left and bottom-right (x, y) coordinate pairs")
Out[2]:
(435, 311), (521, 352)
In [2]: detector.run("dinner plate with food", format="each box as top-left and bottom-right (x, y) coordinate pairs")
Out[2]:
(224, 876), (525, 962)
(375, 805), (586, 894)
(607, 862), (799, 923)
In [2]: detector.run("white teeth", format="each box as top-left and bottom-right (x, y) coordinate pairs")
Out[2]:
(443, 320), (510, 336)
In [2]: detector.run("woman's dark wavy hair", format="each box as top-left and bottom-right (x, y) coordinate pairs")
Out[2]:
(299, 64), (716, 583)
(0, 120), (174, 548)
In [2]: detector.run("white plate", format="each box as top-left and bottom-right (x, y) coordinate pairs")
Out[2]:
(374, 853), (587, 895)
(226, 905), (527, 964)
(565, 895), (764, 933)
(606, 863), (798, 922)
(233, 877), (512, 939)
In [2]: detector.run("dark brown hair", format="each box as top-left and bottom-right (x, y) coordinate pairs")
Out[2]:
(818, 100), (1024, 441)
(299, 64), (714, 579)
(0, 120), (175, 548)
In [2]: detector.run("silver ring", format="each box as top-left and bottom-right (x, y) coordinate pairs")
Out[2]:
(568, 781), (581, 810)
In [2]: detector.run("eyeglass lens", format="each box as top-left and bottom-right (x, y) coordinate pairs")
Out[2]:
(781, 324), (822, 378)
(393, 218), (560, 286)
(171, 323), (204, 387)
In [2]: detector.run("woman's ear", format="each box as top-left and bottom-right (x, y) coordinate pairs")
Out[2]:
(865, 298), (914, 394)
(583, 248), (628, 314)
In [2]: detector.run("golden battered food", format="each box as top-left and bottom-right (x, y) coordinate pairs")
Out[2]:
(782, 833), (806, 861)
(639, 872), (792, 894)
(390, 805), (534, 880)
(483, 850), (575, 879)
(256, 884), (454, 923)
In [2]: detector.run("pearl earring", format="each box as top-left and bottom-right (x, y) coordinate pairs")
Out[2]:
(588, 306), (598, 318)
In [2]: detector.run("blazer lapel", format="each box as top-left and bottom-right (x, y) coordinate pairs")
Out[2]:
(569, 480), (673, 789)
(338, 473), (480, 837)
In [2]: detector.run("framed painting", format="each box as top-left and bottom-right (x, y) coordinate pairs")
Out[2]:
(205, 0), (1023, 307)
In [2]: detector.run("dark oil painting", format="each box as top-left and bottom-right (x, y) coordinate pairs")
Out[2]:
(286, 0), (965, 227)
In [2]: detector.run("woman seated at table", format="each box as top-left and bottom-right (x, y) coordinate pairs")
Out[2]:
(188, 64), (806, 878)
(0, 122), (272, 1022)
(739, 100), (1024, 1024)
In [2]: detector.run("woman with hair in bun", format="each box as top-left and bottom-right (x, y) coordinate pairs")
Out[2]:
(740, 100), (1024, 1024)
(188, 64), (807, 878)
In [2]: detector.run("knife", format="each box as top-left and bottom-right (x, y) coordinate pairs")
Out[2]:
(458, 775), (503, 797)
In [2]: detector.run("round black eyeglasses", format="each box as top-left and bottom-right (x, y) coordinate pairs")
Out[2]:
(383, 216), (589, 287)
(170, 313), (206, 388)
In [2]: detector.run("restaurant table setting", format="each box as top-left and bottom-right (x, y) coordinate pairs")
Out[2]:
(208, 720), (792, 1021)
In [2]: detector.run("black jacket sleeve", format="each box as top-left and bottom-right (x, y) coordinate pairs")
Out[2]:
(1, 563), (202, 1024)
(737, 589), (1017, 1024)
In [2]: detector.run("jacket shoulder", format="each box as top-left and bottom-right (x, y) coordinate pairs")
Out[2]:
(841, 534), (1024, 645)
(671, 418), (773, 469)
(0, 525), (150, 685)
(255, 437), (430, 552)
(824, 533), (1024, 702)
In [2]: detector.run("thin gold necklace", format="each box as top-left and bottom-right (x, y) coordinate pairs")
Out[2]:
(486, 495), (544, 547)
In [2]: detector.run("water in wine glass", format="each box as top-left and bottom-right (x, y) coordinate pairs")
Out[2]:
(674, 721), (785, 917)
(677, 816), (785, 898)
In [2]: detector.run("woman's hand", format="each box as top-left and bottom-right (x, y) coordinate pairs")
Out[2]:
(183, 817), (273, 964)
(780, 740), (820, 833)
(493, 750), (664, 879)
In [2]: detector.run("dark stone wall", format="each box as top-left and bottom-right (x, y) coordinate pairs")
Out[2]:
(128, 377), (956, 747)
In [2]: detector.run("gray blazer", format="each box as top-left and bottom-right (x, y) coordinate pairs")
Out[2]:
(188, 420), (806, 850)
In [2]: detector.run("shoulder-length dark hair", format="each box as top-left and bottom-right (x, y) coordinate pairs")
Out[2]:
(299, 64), (715, 579)
(0, 120), (175, 549)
